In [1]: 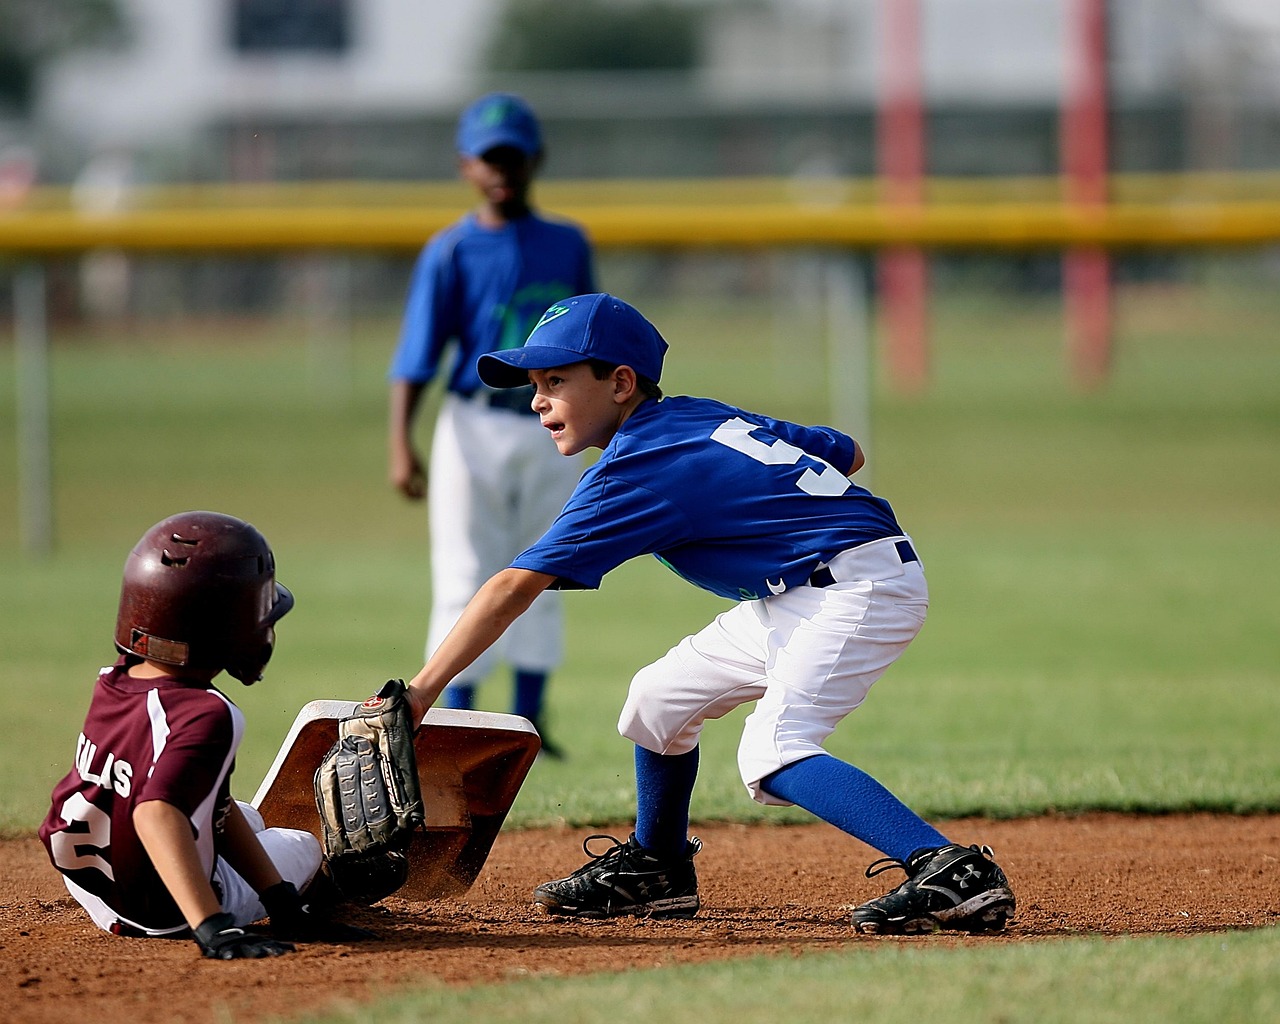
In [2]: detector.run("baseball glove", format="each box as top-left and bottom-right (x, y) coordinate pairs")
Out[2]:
(314, 679), (424, 904)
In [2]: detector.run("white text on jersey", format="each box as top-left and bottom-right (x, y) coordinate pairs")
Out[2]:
(75, 733), (134, 797)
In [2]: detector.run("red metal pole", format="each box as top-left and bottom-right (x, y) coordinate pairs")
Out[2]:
(1062, 0), (1112, 387)
(877, 0), (928, 392)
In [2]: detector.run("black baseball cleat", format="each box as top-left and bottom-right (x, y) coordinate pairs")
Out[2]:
(852, 843), (1015, 935)
(533, 833), (701, 919)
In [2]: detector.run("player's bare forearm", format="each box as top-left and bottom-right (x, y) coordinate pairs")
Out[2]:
(218, 800), (284, 896)
(388, 380), (428, 499)
(134, 799), (223, 929)
(406, 567), (556, 723)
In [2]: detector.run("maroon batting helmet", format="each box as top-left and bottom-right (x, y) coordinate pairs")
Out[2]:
(114, 511), (294, 684)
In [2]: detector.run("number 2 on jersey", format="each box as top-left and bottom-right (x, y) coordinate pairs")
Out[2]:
(48, 792), (114, 878)
(711, 417), (850, 497)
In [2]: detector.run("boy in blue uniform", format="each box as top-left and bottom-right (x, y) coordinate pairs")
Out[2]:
(388, 92), (595, 756)
(400, 294), (1016, 934)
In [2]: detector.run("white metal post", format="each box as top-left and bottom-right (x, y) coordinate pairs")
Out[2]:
(824, 254), (872, 487)
(304, 253), (354, 404)
(14, 262), (53, 555)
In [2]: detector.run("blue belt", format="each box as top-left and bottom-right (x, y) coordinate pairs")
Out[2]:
(808, 540), (917, 588)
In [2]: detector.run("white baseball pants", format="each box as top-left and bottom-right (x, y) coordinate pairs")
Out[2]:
(427, 393), (582, 683)
(216, 802), (323, 928)
(618, 536), (929, 805)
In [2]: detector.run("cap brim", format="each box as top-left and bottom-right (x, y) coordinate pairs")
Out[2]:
(477, 346), (591, 389)
(460, 132), (539, 158)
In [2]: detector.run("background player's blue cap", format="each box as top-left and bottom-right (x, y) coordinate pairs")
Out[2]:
(455, 92), (542, 158)
(477, 293), (669, 389)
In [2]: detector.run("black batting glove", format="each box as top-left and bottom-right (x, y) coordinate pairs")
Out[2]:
(260, 881), (379, 943)
(193, 911), (296, 960)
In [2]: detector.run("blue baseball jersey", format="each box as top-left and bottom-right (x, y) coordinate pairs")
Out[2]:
(389, 211), (595, 394)
(511, 396), (905, 601)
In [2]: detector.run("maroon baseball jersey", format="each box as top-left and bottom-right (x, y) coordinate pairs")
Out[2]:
(39, 656), (244, 934)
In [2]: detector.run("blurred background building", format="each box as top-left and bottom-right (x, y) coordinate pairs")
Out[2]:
(6, 0), (1280, 184)
(3, 0), (1280, 324)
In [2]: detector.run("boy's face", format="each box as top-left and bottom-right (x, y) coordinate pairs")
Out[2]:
(460, 145), (538, 213)
(529, 363), (631, 456)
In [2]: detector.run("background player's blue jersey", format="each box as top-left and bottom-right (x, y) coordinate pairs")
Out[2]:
(389, 211), (595, 394)
(512, 396), (905, 601)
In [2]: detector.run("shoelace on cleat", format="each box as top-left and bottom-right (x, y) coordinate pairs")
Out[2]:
(863, 855), (909, 880)
(564, 833), (702, 878)
(564, 834), (635, 878)
(862, 844), (998, 881)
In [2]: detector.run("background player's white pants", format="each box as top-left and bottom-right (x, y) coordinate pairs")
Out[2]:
(618, 537), (929, 805)
(427, 394), (581, 685)
(215, 802), (323, 929)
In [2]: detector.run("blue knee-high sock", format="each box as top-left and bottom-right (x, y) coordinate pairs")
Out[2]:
(441, 683), (475, 711)
(634, 745), (699, 860)
(512, 669), (548, 721)
(760, 754), (948, 862)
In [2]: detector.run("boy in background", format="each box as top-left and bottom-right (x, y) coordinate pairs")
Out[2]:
(388, 92), (596, 757)
(40, 511), (369, 958)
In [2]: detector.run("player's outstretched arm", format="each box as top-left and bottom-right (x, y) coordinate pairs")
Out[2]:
(405, 567), (556, 724)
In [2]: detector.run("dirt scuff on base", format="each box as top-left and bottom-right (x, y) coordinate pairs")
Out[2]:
(4, 813), (1278, 1024)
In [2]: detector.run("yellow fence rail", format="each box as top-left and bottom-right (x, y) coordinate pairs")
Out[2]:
(4, 173), (1280, 254)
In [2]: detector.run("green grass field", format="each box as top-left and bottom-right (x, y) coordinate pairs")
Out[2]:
(2, 260), (1277, 1020)
(306, 929), (1280, 1024)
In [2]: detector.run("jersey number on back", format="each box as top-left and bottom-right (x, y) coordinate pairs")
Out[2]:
(48, 792), (115, 879)
(711, 417), (850, 497)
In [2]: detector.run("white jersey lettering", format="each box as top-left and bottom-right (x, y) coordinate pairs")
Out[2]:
(74, 732), (135, 796)
(711, 417), (850, 497)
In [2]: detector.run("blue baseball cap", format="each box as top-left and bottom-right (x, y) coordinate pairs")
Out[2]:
(477, 293), (669, 389)
(455, 92), (542, 158)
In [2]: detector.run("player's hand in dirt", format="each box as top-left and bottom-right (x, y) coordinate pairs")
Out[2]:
(193, 912), (295, 959)
(260, 881), (380, 943)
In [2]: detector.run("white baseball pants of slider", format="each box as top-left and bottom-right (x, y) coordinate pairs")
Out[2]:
(618, 536), (929, 804)
(215, 802), (323, 928)
(426, 393), (582, 684)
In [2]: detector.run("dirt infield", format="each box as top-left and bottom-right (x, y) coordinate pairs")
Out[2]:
(5, 813), (1278, 1024)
